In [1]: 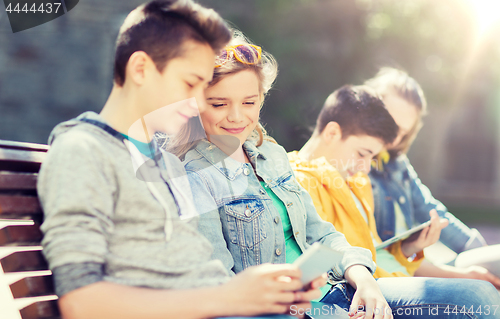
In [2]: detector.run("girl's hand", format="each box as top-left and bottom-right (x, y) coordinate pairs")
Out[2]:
(349, 282), (392, 319)
(344, 265), (393, 319)
(401, 209), (448, 257)
(460, 265), (500, 289)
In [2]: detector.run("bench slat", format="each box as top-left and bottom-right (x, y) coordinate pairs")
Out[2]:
(0, 140), (49, 153)
(0, 173), (38, 191)
(0, 224), (43, 245)
(0, 148), (46, 173)
(10, 274), (55, 299)
(0, 148), (47, 163)
(1, 249), (48, 273)
(18, 298), (60, 319)
(0, 195), (43, 217)
(4, 270), (52, 286)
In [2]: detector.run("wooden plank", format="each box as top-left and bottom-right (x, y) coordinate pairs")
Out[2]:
(0, 246), (41, 260)
(0, 196), (42, 217)
(17, 297), (59, 319)
(0, 161), (43, 174)
(0, 148), (46, 164)
(0, 249), (48, 273)
(0, 224), (42, 246)
(0, 148), (46, 173)
(0, 173), (38, 191)
(0, 219), (35, 229)
(10, 274), (55, 299)
(4, 270), (52, 286)
(0, 140), (49, 153)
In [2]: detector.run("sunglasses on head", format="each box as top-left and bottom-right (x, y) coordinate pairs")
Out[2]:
(215, 44), (262, 68)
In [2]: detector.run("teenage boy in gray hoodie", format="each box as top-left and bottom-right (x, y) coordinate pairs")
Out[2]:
(38, 1), (324, 318)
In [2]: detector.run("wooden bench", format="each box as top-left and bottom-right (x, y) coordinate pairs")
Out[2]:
(0, 140), (60, 319)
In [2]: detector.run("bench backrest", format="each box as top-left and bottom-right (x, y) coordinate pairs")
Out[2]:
(0, 140), (60, 319)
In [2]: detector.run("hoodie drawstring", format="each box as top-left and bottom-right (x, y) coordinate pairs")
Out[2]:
(124, 140), (173, 241)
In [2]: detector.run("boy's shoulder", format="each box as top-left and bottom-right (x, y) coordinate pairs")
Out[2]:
(50, 125), (107, 152)
(48, 112), (123, 155)
(42, 112), (128, 178)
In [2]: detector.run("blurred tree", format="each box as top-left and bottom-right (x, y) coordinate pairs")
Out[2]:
(199, 0), (500, 152)
(1, 0), (500, 210)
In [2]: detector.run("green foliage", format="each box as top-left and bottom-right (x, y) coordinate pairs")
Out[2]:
(198, 0), (500, 151)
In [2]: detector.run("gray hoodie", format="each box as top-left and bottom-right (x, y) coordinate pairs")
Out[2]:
(38, 112), (229, 297)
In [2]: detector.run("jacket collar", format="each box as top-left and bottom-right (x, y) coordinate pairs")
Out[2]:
(382, 154), (408, 173)
(372, 151), (408, 175)
(289, 151), (370, 191)
(242, 139), (267, 163)
(194, 139), (267, 180)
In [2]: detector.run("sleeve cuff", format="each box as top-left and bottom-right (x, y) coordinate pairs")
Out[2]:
(331, 247), (376, 281)
(388, 241), (424, 276)
(52, 262), (104, 297)
(463, 228), (488, 251)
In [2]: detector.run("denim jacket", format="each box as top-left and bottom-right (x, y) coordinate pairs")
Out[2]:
(369, 154), (486, 254)
(183, 139), (375, 279)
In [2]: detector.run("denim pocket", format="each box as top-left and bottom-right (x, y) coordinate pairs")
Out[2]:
(225, 198), (267, 248)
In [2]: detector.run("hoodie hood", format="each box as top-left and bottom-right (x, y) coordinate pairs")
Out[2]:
(287, 151), (370, 192)
(288, 151), (424, 277)
(48, 111), (113, 146)
(287, 150), (382, 246)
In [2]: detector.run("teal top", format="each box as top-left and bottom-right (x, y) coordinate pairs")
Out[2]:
(349, 190), (410, 276)
(120, 133), (156, 159)
(260, 181), (302, 263)
(260, 181), (331, 299)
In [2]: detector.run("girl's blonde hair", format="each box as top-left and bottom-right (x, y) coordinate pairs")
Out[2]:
(365, 67), (428, 156)
(168, 30), (278, 159)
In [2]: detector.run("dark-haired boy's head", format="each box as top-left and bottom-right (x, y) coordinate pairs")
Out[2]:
(313, 85), (398, 177)
(107, 0), (231, 136)
(316, 85), (397, 144)
(113, 0), (231, 86)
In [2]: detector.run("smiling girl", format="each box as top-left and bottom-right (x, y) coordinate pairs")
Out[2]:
(170, 32), (500, 318)
(172, 32), (393, 319)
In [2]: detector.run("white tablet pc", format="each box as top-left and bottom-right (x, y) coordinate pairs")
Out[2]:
(375, 220), (432, 250)
(293, 242), (344, 285)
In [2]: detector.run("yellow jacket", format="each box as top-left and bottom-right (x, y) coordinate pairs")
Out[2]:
(288, 151), (423, 278)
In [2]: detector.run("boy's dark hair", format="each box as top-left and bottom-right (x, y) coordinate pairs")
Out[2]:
(113, 0), (231, 86)
(316, 85), (398, 145)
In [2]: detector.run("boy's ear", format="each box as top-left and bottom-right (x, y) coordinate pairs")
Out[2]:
(126, 51), (153, 86)
(322, 121), (343, 144)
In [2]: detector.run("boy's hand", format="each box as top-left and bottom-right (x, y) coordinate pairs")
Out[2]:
(289, 274), (327, 318)
(401, 209), (448, 258)
(220, 263), (307, 316)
